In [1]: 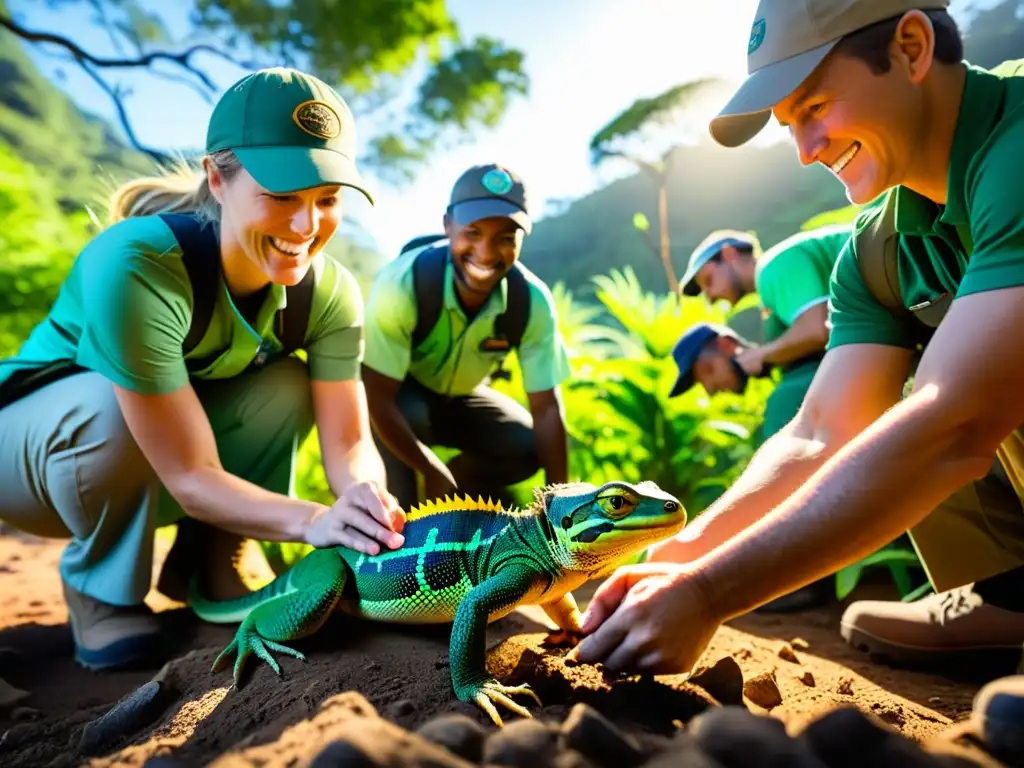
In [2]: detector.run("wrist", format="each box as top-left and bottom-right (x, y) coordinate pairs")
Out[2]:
(299, 502), (330, 545)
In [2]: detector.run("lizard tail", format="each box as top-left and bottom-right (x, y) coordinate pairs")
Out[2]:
(187, 569), (292, 625)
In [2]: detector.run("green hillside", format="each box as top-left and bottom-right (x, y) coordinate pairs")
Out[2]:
(520, 0), (1024, 294)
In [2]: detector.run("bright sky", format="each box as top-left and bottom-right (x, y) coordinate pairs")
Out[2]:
(6, 0), (992, 257)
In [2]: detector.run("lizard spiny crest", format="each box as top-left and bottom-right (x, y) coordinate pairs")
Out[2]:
(406, 493), (507, 522)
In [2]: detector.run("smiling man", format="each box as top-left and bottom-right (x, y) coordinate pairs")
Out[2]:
(361, 164), (571, 511)
(569, 0), (1024, 687)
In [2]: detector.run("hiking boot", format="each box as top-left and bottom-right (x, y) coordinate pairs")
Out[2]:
(840, 585), (1024, 663)
(969, 673), (1024, 763)
(62, 581), (163, 670)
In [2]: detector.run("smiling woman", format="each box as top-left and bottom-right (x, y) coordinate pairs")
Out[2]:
(0, 67), (407, 680)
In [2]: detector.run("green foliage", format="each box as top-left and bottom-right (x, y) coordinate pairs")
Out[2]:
(800, 203), (862, 231)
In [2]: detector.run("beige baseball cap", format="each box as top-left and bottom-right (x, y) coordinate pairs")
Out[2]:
(709, 0), (950, 148)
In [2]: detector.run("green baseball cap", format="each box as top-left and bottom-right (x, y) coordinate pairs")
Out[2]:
(448, 164), (531, 235)
(679, 229), (759, 297)
(709, 0), (951, 148)
(206, 67), (374, 203)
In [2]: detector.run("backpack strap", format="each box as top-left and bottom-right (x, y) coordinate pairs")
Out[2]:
(158, 212), (219, 356)
(400, 233), (448, 256)
(411, 244), (449, 349)
(494, 264), (531, 348)
(277, 268), (314, 357)
(854, 191), (912, 324)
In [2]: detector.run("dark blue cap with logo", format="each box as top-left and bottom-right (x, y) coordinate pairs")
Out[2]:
(448, 163), (531, 235)
(679, 229), (759, 296)
(668, 322), (744, 397)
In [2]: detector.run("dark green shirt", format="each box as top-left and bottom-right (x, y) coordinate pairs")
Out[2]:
(828, 60), (1024, 350)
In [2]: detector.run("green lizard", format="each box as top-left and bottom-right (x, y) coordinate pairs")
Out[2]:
(188, 480), (686, 726)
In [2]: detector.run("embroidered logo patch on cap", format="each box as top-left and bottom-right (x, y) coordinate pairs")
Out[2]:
(292, 100), (342, 139)
(481, 168), (514, 195)
(748, 18), (766, 54)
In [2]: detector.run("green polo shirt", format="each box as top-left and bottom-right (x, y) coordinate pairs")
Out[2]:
(755, 224), (850, 344)
(0, 214), (363, 400)
(362, 245), (570, 396)
(828, 60), (1024, 350)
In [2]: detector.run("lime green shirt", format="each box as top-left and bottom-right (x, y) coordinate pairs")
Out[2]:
(828, 60), (1024, 350)
(362, 246), (570, 396)
(0, 214), (364, 398)
(755, 224), (850, 344)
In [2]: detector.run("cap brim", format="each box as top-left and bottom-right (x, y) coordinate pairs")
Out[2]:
(451, 198), (532, 235)
(668, 370), (695, 398)
(234, 146), (374, 205)
(709, 39), (839, 148)
(679, 251), (715, 297)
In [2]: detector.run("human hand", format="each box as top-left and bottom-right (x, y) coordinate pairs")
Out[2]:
(735, 347), (767, 376)
(304, 481), (406, 555)
(423, 468), (458, 502)
(566, 563), (723, 675)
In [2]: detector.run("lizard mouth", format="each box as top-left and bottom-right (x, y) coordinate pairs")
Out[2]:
(571, 522), (615, 543)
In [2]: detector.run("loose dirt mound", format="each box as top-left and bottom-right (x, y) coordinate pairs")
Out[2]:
(0, 534), (1013, 766)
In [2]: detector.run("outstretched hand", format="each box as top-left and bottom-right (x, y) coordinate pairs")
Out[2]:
(567, 563), (723, 675)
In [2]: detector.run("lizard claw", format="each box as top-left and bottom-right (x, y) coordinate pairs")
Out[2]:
(212, 623), (306, 688)
(541, 630), (584, 649)
(470, 679), (543, 728)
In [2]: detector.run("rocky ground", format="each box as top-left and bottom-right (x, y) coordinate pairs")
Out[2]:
(0, 533), (1016, 767)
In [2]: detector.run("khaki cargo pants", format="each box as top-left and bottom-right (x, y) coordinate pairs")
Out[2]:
(910, 429), (1024, 592)
(0, 358), (313, 607)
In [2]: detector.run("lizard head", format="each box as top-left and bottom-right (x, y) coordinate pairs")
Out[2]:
(537, 480), (686, 575)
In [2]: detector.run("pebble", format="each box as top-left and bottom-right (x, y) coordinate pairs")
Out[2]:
(307, 740), (377, 768)
(797, 671), (816, 688)
(777, 644), (801, 664)
(484, 719), (560, 768)
(687, 657), (744, 707)
(836, 678), (855, 696)
(798, 706), (949, 767)
(742, 671), (783, 710)
(559, 703), (644, 768)
(689, 706), (826, 767)
(415, 713), (487, 763)
(790, 638), (810, 651)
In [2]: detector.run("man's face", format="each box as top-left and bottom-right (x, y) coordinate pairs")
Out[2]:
(694, 251), (745, 306)
(692, 339), (746, 395)
(772, 52), (927, 205)
(445, 215), (525, 296)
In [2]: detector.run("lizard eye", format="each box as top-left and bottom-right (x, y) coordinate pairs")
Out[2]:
(598, 493), (635, 517)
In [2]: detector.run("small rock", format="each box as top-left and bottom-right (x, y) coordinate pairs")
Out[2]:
(799, 706), (940, 766)
(553, 749), (598, 768)
(416, 714), (487, 763)
(732, 647), (753, 661)
(388, 699), (416, 718)
(690, 707), (823, 767)
(645, 729), (725, 767)
(928, 696), (943, 705)
(688, 657), (744, 707)
(777, 644), (801, 664)
(560, 703), (644, 768)
(79, 680), (173, 756)
(797, 671), (816, 688)
(743, 671), (783, 710)
(10, 706), (40, 721)
(308, 739), (377, 768)
(484, 719), (559, 768)
(836, 678), (855, 696)
(790, 638), (810, 651)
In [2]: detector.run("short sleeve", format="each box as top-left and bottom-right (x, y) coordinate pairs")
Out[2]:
(305, 258), (365, 381)
(757, 254), (830, 327)
(517, 280), (571, 393)
(76, 217), (192, 394)
(361, 265), (417, 382)
(826, 235), (917, 350)
(958, 111), (1024, 299)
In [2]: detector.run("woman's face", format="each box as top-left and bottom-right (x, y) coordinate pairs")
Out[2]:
(210, 163), (343, 287)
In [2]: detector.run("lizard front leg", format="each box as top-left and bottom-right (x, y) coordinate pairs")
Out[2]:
(212, 548), (347, 687)
(540, 593), (585, 649)
(450, 566), (542, 728)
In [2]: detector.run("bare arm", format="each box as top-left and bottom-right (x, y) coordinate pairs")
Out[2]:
(113, 383), (323, 543)
(698, 286), (1024, 620)
(647, 342), (912, 563)
(527, 387), (568, 485)
(361, 364), (455, 487)
(759, 303), (830, 366)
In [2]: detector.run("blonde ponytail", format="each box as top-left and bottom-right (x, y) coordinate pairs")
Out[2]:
(106, 149), (243, 226)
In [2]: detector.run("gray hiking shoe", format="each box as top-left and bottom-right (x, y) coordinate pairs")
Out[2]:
(62, 581), (163, 670)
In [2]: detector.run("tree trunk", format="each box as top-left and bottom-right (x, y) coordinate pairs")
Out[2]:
(658, 181), (679, 295)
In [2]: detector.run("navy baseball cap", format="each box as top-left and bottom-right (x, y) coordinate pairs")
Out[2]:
(679, 229), (759, 297)
(668, 322), (743, 397)
(448, 164), (531, 235)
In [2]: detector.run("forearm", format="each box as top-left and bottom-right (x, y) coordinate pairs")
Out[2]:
(533, 402), (569, 484)
(761, 316), (828, 366)
(369, 402), (451, 481)
(172, 468), (323, 543)
(323, 437), (388, 498)
(699, 387), (993, 620)
(646, 419), (835, 563)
